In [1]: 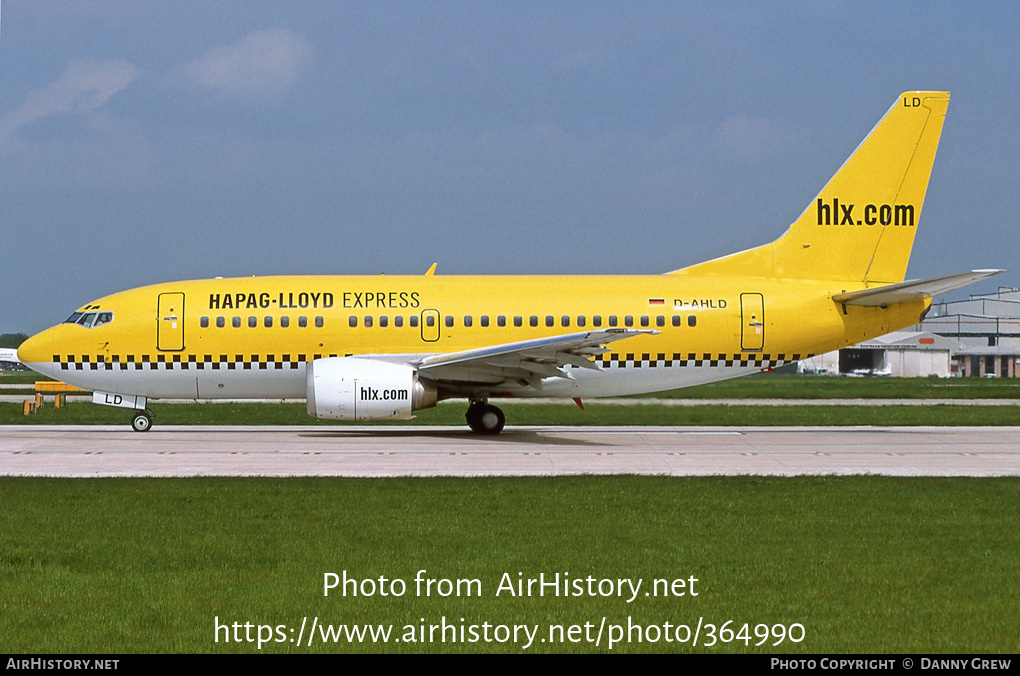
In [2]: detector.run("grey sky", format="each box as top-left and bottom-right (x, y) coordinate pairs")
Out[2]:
(2, 2), (1018, 332)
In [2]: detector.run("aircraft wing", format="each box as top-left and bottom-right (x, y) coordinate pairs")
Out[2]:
(832, 269), (1004, 307)
(416, 328), (656, 386)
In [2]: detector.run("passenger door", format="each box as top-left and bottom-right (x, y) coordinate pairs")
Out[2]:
(157, 292), (185, 351)
(740, 292), (765, 351)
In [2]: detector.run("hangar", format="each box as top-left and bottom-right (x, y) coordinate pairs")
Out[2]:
(799, 331), (958, 377)
(915, 286), (1020, 378)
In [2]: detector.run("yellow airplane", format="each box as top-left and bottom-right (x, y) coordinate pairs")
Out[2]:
(18, 91), (1001, 433)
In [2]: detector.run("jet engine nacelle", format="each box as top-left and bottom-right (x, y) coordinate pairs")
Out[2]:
(306, 357), (437, 421)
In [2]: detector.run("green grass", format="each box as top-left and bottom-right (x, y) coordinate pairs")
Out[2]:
(1, 477), (1016, 653)
(0, 371), (52, 385)
(4, 400), (1020, 427)
(644, 374), (1020, 399)
(6, 373), (1020, 398)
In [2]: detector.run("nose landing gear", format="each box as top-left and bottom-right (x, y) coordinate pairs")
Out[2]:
(131, 409), (154, 433)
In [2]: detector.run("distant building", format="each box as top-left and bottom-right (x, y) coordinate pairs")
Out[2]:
(0, 347), (24, 371)
(913, 286), (1020, 378)
(800, 331), (959, 377)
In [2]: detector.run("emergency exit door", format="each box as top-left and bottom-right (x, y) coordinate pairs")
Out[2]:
(157, 292), (185, 351)
(420, 309), (440, 342)
(740, 293), (765, 351)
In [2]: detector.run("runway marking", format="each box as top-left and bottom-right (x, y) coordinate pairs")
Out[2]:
(638, 431), (744, 436)
(378, 452), (394, 456)
(597, 452), (614, 456)
(159, 452), (175, 455)
(85, 451), (102, 455)
(669, 452), (685, 456)
(232, 452), (246, 455)
(304, 452), (320, 456)
(14, 451), (31, 455)
(743, 452), (758, 456)
(450, 452), (467, 456)
(525, 452), (541, 456)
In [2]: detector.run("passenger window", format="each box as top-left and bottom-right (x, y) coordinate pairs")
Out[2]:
(349, 316), (358, 328)
(264, 316), (273, 328)
(609, 316), (618, 327)
(426, 315), (435, 327)
(232, 317), (241, 328)
(281, 316), (290, 328)
(498, 316), (507, 327)
(216, 317), (225, 328)
(379, 316), (388, 328)
(315, 317), (324, 328)
(640, 316), (649, 327)
(481, 316), (489, 327)
(248, 316), (257, 328)
(688, 315), (697, 327)
(410, 316), (419, 328)
(576, 316), (586, 328)
(445, 316), (454, 328)
(529, 316), (538, 327)
(464, 316), (473, 327)
(299, 316), (308, 328)
(514, 316), (522, 327)
(561, 316), (570, 327)
(672, 315), (682, 327)
(545, 316), (554, 327)
(625, 316), (634, 327)
(656, 316), (665, 327)
(365, 316), (374, 328)
(201, 317), (209, 328)
(593, 316), (602, 327)
(394, 316), (404, 328)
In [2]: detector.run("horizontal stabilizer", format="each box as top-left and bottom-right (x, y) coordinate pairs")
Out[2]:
(832, 269), (1003, 307)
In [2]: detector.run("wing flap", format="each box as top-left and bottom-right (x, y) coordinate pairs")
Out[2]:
(418, 328), (656, 386)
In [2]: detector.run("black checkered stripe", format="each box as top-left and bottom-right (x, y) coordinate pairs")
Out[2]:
(53, 354), (349, 371)
(599, 353), (811, 368)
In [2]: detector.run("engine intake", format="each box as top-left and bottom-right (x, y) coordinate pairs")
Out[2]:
(306, 357), (437, 421)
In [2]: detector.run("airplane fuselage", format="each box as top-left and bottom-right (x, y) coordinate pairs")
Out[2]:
(21, 273), (927, 401)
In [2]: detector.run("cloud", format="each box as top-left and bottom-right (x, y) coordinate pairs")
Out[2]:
(184, 29), (313, 97)
(0, 58), (141, 144)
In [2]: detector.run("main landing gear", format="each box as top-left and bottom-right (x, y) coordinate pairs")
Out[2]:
(465, 401), (505, 435)
(131, 409), (154, 433)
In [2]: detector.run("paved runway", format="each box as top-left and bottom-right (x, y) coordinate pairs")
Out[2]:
(1, 425), (1017, 477)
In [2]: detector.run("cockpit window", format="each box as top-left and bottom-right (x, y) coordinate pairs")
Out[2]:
(63, 311), (114, 329)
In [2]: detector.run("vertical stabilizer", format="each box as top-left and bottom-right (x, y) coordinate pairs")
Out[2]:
(674, 91), (950, 283)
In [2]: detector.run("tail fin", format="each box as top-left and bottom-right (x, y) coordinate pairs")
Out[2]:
(674, 91), (950, 284)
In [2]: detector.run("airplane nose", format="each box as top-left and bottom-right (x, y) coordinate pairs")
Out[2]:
(17, 327), (60, 372)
